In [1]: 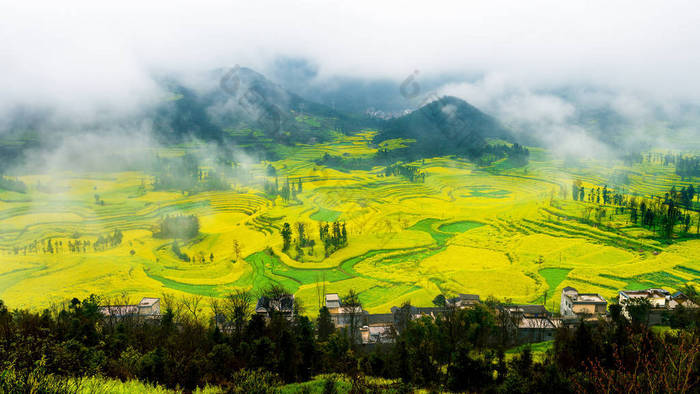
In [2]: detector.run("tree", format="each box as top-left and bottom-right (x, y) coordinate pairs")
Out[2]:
(624, 297), (652, 328)
(317, 306), (335, 342)
(281, 223), (292, 252)
(572, 180), (582, 201)
(433, 294), (447, 308)
(447, 344), (493, 392)
(232, 239), (242, 261)
(296, 222), (306, 247)
(223, 290), (252, 340)
(181, 294), (204, 324)
(341, 290), (362, 346)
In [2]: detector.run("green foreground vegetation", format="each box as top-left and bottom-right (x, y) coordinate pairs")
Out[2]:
(1, 291), (699, 393)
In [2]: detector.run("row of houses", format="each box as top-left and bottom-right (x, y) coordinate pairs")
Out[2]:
(99, 286), (698, 346)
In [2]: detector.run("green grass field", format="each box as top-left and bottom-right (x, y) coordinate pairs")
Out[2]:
(0, 131), (699, 313)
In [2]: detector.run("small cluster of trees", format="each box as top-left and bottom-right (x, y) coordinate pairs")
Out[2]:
(67, 239), (91, 253)
(319, 221), (348, 257)
(384, 163), (426, 182)
(280, 220), (348, 259)
(480, 143), (530, 167)
(637, 152), (700, 180)
(675, 156), (700, 179)
(170, 241), (214, 264)
(571, 182), (627, 206)
(572, 180), (699, 238)
(263, 175), (303, 202)
(152, 154), (229, 193)
(631, 193), (696, 238)
(0, 175), (27, 193)
(156, 214), (200, 240)
(93, 229), (124, 251)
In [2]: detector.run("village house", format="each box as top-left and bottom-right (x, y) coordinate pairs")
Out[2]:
(446, 293), (481, 308)
(255, 294), (295, 320)
(669, 291), (699, 309)
(619, 288), (698, 325)
(500, 304), (557, 344)
(99, 297), (161, 320)
(560, 287), (607, 319)
(324, 293), (368, 327)
(359, 313), (396, 344)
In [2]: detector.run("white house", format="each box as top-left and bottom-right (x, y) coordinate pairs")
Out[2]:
(560, 287), (607, 318)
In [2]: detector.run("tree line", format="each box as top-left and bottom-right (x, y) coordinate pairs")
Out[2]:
(635, 152), (700, 180)
(1, 288), (699, 393)
(9, 231), (125, 256)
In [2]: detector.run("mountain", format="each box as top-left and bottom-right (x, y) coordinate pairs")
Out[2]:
(375, 96), (514, 159)
(152, 67), (376, 145)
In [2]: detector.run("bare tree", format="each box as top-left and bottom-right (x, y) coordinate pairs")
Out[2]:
(160, 292), (184, 321)
(342, 290), (363, 346)
(181, 294), (204, 323)
(222, 290), (253, 338)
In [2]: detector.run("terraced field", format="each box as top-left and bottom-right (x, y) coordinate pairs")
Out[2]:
(0, 132), (698, 313)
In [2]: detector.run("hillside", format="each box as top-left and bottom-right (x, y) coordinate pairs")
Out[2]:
(153, 67), (376, 145)
(375, 96), (514, 159)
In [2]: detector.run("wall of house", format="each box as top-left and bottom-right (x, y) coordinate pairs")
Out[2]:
(560, 295), (574, 316)
(517, 327), (555, 345)
(572, 303), (606, 315)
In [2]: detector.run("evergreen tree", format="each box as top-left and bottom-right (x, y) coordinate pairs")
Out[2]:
(281, 223), (292, 251)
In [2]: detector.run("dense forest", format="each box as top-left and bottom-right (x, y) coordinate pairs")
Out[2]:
(0, 289), (699, 393)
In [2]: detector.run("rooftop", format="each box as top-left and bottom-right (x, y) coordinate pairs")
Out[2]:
(620, 289), (670, 298)
(562, 287), (606, 304)
(139, 297), (160, 307)
(325, 293), (340, 301)
(367, 313), (394, 325)
(573, 293), (607, 303)
(503, 304), (549, 316)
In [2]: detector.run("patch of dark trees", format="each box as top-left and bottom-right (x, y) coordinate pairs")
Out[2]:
(281, 221), (347, 259)
(2, 288), (700, 393)
(93, 229), (124, 251)
(0, 175), (27, 193)
(263, 172), (303, 202)
(572, 181), (699, 238)
(384, 163), (425, 182)
(151, 154), (229, 193)
(155, 214), (200, 240)
(639, 152), (700, 180)
(676, 156), (700, 180)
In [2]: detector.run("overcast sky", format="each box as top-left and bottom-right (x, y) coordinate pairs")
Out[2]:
(2, 0), (700, 118)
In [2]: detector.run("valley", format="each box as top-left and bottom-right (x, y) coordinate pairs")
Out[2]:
(1, 129), (698, 314)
